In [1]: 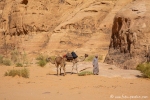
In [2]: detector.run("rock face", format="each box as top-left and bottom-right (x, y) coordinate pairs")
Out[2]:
(0, 0), (133, 60)
(105, 0), (150, 69)
(1, 0), (54, 35)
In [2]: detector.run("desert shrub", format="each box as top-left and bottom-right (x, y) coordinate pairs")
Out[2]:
(11, 50), (19, 63)
(16, 62), (23, 67)
(0, 55), (3, 64)
(22, 51), (28, 65)
(36, 54), (45, 60)
(98, 55), (103, 61)
(3, 59), (11, 66)
(11, 50), (29, 67)
(37, 59), (47, 67)
(78, 71), (93, 76)
(4, 68), (29, 78)
(50, 56), (56, 60)
(36, 54), (48, 67)
(137, 63), (150, 78)
(85, 55), (103, 62)
(85, 55), (94, 62)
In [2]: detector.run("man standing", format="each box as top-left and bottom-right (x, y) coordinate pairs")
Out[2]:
(93, 55), (99, 75)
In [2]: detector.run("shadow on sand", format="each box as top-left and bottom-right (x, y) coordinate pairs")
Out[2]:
(46, 72), (77, 76)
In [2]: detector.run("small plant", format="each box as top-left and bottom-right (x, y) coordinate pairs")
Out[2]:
(137, 63), (150, 78)
(4, 68), (29, 78)
(78, 71), (93, 76)
(0, 55), (3, 64)
(16, 62), (23, 67)
(85, 55), (94, 62)
(3, 59), (11, 66)
(85, 55), (103, 62)
(37, 59), (47, 67)
(36, 54), (45, 60)
(98, 55), (103, 61)
(11, 50), (19, 63)
(36, 54), (48, 67)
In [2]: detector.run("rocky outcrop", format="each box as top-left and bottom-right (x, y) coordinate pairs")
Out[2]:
(105, 0), (150, 69)
(0, 0), (134, 59)
(0, 0), (68, 36)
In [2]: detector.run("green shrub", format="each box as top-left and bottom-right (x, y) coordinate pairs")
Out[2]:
(85, 55), (94, 62)
(0, 55), (3, 64)
(4, 68), (29, 78)
(98, 55), (103, 61)
(3, 59), (11, 66)
(16, 62), (23, 67)
(11, 50), (19, 63)
(11, 50), (29, 67)
(137, 63), (150, 78)
(50, 56), (56, 60)
(78, 71), (93, 76)
(85, 55), (103, 62)
(37, 59), (47, 67)
(21, 68), (29, 78)
(36, 54), (45, 60)
(36, 54), (49, 67)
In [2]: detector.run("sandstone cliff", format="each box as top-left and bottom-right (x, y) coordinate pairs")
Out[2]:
(0, 0), (133, 61)
(105, 0), (150, 69)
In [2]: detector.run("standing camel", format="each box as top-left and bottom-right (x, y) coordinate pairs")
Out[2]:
(47, 56), (66, 76)
(63, 54), (88, 74)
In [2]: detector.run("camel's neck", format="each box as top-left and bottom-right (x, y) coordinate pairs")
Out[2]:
(49, 58), (55, 64)
(78, 56), (86, 62)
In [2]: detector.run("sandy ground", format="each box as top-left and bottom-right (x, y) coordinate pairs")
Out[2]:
(0, 62), (150, 100)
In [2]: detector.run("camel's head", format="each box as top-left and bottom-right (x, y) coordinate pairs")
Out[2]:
(85, 54), (88, 58)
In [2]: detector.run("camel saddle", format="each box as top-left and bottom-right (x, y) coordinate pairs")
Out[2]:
(66, 52), (73, 60)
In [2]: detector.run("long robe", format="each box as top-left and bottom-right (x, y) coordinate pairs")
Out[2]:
(92, 57), (99, 75)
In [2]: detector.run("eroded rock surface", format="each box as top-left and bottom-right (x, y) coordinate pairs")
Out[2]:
(105, 0), (150, 69)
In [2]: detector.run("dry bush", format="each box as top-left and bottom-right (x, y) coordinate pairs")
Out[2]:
(85, 55), (103, 62)
(78, 71), (93, 76)
(3, 59), (11, 66)
(137, 63), (150, 78)
(0, 55), (3, 64)
(4, 68), (29, 78)
(36, 54), (48, 67)
(11, 50), (29, 67)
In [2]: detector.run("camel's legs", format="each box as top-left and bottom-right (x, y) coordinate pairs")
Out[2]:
(75, 63), (78, 73)
(63, 66), (66, 76)
(55, 63), (59, 76)
(71, 63), (78, 74)
(57, 67), (59, 76)
(60, 67), (61, 75)
(71, 63), (75, 74)
(71, 66), (73, 74)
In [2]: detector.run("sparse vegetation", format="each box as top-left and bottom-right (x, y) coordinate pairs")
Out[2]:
(85, 55), (103, 62)
(11, 49), (29, 67)
(16, 62), (23, 67)
(137, 63), (150, 78)
(38, 59), (47, 67)
(85, 55), (94, 62)
(11, 50), (19, 63)
(4, 68), (29, 78)
(0, 55), (3, 64)
(36, 54), (48, 67)
(3, 59), (11, 66)
(78, 71), (93, 76)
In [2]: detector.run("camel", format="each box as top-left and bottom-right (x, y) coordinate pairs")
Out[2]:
(63, 54), (88, 74)
(47, 56), (66, 76)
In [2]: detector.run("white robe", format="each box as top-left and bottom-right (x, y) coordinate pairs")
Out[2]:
(92, 57), (99, 75)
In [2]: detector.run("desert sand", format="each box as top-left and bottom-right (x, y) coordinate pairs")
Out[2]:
(0, 62), (150, 100)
